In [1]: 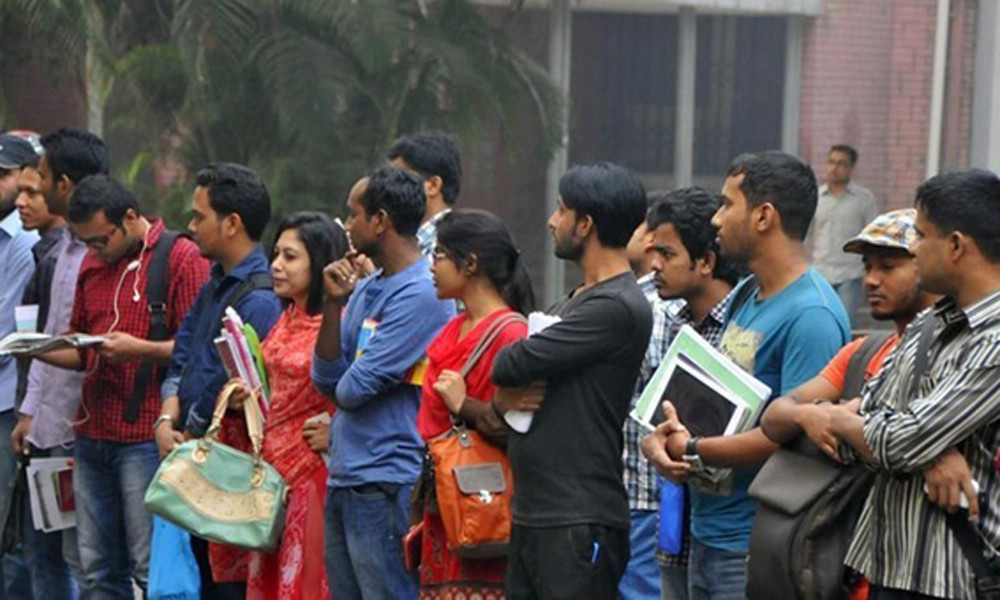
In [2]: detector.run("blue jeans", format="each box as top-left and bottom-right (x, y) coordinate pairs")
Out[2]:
(833, 277), (864, 328)
(687, 537), (747, 600)
(660, 564), (688, 600)
(324, 484), (416, 600)
(73, 438), (158, 600)
(618, 510), (661, 599)
(21, 444), (81, 600)
(0, 410), (32, 600)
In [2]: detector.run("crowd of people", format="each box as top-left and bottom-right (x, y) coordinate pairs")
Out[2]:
(0, 126), (996, 600)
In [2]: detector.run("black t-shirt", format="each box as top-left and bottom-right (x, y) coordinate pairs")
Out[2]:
(491, 272), (653, 530)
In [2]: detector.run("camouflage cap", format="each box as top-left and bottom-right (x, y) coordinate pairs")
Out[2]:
(843, 208), (918, 254)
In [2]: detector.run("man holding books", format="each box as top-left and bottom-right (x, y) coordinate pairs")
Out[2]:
(642, 151), (850, 598)
(155, 162), (282, 600)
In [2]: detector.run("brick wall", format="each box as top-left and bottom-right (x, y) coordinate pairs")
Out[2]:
(799, 0), (976, 209)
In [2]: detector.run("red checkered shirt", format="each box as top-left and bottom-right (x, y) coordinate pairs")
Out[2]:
(71, 218), (209, 442)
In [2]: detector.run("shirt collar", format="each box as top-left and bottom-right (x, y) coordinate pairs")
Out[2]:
(0, 209), (23, 238)
(935, 290), (1000, 331)
(819, 182), (856, 197)
(211, 245), (269, 282)
(677, 287), (732, 328)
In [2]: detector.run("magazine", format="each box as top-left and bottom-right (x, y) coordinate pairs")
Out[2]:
(502, 311), (561, 433)
(0, 332), (105, 356)
(631, 324), (771, 436)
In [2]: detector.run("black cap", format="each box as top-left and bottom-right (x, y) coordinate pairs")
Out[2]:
(0, 134), (39, 170)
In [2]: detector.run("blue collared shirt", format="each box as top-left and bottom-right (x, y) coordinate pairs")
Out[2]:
(162, 247), (282, 435)
(0, 210), (38, 413)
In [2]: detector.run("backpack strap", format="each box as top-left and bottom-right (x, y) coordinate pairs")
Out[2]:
(123, 230), (182, 424)
(842, 331), (894, 400)
(945, 511), (1000, 596)
(226, 272), (273, 312)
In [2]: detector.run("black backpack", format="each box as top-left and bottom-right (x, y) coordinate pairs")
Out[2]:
(745, 331), (892, 600)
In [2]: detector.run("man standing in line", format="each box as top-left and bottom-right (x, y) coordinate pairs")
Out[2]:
(154, 162), (282, 599)
(618, 191), (684, 600)
(807, 144), (880, 326)
(312, 167), (454, 600)
(387, 132), (462, 259)
(10, 128), (108, 599)
(36, 174), (208, 598)
(641, 188), (743, 600)
(791, 170), (1000, 599)
(642, 151), (850, 599)
(0, 132), (40, 600)
(491, 162), (653, 599)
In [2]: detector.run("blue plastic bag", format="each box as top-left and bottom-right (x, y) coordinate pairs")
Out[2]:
(148, 516), (200, 600)
(658, 479), (684, 555)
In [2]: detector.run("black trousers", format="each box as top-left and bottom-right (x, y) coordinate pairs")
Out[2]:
(190, 534), (247, 600)
(505, 523), (629, 600)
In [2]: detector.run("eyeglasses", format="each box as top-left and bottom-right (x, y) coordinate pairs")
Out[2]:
(74, 225), (120, 250)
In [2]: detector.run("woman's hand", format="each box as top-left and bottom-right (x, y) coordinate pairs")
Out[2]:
(433, 370), (467, 414)
(225, 379), (251, 411)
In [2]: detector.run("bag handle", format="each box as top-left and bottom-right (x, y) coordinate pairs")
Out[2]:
(199, 380), (267, 485)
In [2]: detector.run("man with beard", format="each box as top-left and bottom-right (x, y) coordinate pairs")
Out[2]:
(312, 167), (454, 600)
(490, 162), (653, 599)
(641, 151), (850, 598)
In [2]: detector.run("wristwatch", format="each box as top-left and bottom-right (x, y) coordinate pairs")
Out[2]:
(683, 436), (705, 472)
(153, 414), (175, 433)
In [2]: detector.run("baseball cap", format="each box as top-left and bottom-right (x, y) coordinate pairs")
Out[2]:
(843, 208), (917, 254)
(0, 134), (40, 170)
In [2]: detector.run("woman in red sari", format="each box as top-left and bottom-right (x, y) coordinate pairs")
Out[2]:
(416, 210), (535, 600)
(226, 212), (348, 599)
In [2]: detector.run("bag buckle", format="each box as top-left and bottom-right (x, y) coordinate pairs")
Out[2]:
(477, 490), (494, 504)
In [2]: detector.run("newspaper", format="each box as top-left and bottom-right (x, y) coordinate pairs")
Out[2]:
(0, 332), (105, 356)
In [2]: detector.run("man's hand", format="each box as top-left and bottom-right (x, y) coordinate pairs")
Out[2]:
(96, 332), (144, 364)
(432, 370), (467, 414)
(923, 447), (979, 518)
(657, 401), (692, 460)
(641, 421), (692, 484)
(155, 420), (185, 459)
(323, 251), (367, 303)
(10, 414), (32, 454)
(302, 412), (331, 453)
(493, 383), (546, 415)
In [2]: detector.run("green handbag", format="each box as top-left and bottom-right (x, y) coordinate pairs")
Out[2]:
(144, 381), (288, 553)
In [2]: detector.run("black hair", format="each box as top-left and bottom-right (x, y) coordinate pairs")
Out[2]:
(361, 166), (426, 237)
(67, 174), (141, 227)
(726, 151), (818, 241)
(40, 128), (109, 184)
(195, 163), (271, 241)
(387, 131), (462, 206)
(915, 169), (1000, 263)
(646, 187), (743, 287)
(273, 211), (350, 315)
(436, 209), (536, 315)
(830, 144), (858, 165)
(559, 162), (647, 248)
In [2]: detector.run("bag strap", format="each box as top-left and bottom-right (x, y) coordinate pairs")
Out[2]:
(946, 512), (1000, 594)
(907, 312), (938, 401)
(227, 272), (273, 312)
(123, 230), (182, 424)
(458, 312), (527, 379)
(842, 332), (894, 400)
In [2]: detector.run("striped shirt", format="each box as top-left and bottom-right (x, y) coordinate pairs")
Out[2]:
(623, 273), (683, 510)
(844, 291), (1000, 599)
